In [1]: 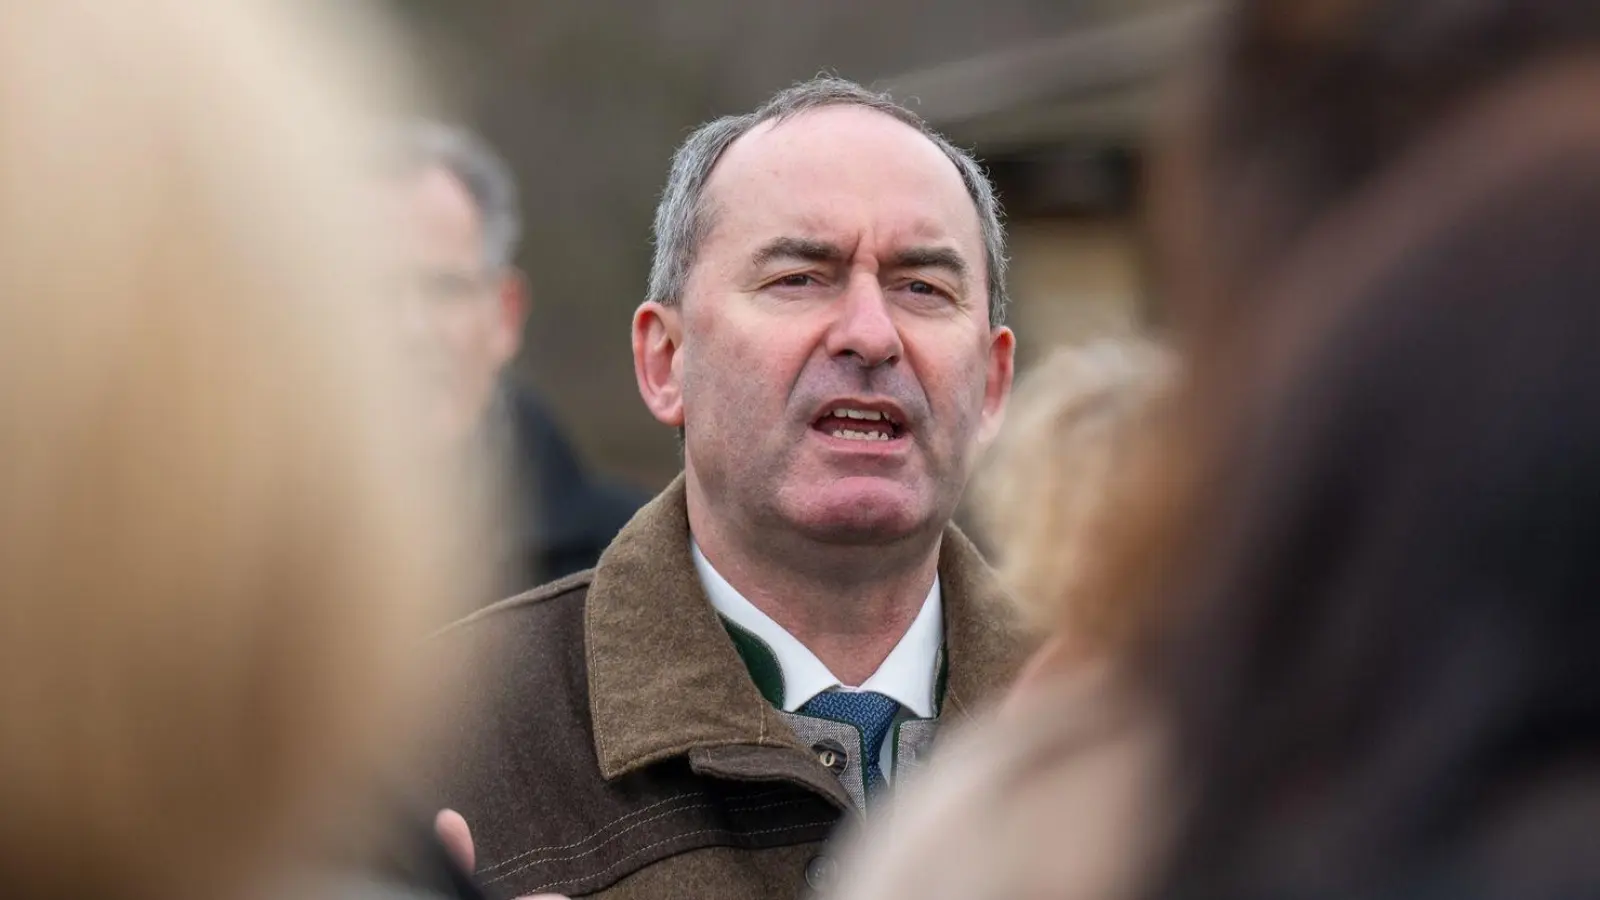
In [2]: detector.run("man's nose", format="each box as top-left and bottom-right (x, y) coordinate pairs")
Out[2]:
(825, 275), (903, 368)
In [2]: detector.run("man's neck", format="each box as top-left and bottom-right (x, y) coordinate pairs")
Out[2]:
(687, 495), (942, 687)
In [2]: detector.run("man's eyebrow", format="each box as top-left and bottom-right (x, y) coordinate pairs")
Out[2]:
(890, 246), (969, 280)
(750, 236), (847, 267)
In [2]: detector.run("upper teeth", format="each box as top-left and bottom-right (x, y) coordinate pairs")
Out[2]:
(833, 408), (886, 422)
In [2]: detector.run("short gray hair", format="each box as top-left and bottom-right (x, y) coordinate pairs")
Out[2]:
(390, 121), (522, 269)
(648, 76), (1009, 326)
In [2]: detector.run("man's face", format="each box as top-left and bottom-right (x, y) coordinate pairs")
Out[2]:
(391, 166), (524, 445)
(638, 106), (1014, 547)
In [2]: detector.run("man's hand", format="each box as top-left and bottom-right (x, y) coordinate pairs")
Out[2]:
(434, 809), (570, 900)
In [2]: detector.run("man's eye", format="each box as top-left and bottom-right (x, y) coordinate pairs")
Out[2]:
(775, 274), (816, 288)
(906, 280), (943, 296)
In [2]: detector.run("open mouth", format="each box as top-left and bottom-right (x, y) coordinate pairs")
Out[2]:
(811, 406), (906, 443)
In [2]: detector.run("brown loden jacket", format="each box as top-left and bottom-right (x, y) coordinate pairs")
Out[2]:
(431, 476), (1028, 899)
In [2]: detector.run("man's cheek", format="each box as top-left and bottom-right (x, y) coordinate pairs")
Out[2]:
(722, 335), (770, 373)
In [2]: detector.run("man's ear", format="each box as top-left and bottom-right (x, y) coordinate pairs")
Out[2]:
(491, 267), (530, 365)
(977, 325), (1016, 445)
(633, 301), (685, 427)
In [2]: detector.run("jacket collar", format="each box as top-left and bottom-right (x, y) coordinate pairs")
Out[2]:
(585, 475), (1029, 781)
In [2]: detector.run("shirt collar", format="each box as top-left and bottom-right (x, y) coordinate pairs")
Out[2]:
(692, 540), (943, 718)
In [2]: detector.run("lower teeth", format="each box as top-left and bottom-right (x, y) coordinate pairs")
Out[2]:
(832, 429), (887, 441)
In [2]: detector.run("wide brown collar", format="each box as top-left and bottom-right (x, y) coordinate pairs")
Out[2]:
(585, 475), (1029, 780)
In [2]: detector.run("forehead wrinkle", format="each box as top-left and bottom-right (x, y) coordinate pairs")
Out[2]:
(750, 235), (848, 268)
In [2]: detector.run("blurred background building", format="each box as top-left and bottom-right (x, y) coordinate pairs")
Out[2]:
(386, 0), (1213, 490)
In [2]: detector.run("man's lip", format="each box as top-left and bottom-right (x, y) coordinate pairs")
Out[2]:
(809, 398), (910, 428)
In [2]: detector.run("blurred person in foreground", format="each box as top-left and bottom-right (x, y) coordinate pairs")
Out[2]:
(968, 338), (1174, 674)
(431, 76), (1026, 899)
(384, 123), (647, 600)
(827, 4), (1600, 900)
(0, 2), (476, 898)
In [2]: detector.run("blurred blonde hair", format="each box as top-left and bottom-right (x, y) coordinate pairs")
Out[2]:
(0, 2), (462, 898)
(972, 338), (1175, 656)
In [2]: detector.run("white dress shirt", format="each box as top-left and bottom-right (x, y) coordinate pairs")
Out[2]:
(691, 540), (942, 781)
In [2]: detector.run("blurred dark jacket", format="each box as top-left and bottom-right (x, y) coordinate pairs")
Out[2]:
(488, 386), (648, 600)
(430, 477), (1029, 900)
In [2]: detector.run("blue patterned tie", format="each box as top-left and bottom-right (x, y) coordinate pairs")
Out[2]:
(800, 690), (901, 793)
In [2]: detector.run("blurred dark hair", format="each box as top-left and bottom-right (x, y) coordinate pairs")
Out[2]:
(1131, 59), (1600, 900)
(1154, 0), (1600, 344)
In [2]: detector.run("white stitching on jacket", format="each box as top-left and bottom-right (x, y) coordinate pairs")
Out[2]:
(483, 798), (820, 885)
(519, 821), (834, 895)
(477, 786), (799, 874)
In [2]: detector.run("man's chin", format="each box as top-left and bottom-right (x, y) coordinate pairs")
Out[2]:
(778, 479), (930, 544)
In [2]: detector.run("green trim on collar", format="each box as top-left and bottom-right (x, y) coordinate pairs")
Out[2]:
(721, 614), (952, 716)
(719, 617), (786, 708)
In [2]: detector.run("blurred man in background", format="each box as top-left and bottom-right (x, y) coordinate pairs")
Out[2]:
(387, 123), (647, 599)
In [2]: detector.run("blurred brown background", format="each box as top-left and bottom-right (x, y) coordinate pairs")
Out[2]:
(386, 0), (1211, 490)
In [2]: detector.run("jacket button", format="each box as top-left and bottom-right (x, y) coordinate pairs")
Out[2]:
(812, 740), (848, 775)
(805, 855), (837, 891)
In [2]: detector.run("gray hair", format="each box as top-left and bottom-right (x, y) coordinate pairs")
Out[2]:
(390, 121), (522, 269)
(648, 76), (1010, 326)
